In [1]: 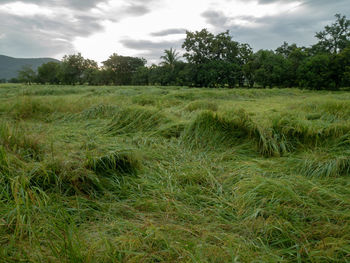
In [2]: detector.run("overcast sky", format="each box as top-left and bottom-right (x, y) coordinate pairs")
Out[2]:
(0, 0), (349, 64)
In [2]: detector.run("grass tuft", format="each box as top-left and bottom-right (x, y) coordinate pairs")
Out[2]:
(86, 151), (141, 176)
(106, 106), (168, 135)
(185, 100), (218, 112)
(181, 111), (245, 149)
(9, 96), (55, 120)
(0, 121), (43, 160)
(80, 104), (118, 119)
(298, 152), (350, 177)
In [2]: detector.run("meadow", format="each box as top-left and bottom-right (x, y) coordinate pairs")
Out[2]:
(0, 84), (349, 262)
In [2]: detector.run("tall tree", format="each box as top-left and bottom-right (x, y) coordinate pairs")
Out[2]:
(183, 29), (239, 64)
(103, 54), (146, 85)
(314, 14), (350, 54)
(276, 42), (309, 87)
(253, 50), (289, 89)
(58, 54), (99, 85)
(298, 54), (337, 90)
(238, 43), (253, 87)
(160, 48), (180, 69)
(182, 29), (240, 87)
(59, 53), (86, 85)
(37, 62), (60, 84)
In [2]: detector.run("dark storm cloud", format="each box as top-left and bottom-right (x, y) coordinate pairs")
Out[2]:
(203, 0), (350, 50)
(151, 28), (187, 37)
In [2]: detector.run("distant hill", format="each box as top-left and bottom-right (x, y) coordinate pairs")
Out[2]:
(0, 55), (60, 80)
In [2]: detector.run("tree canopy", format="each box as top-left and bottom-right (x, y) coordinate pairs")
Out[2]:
(14, 13), (350, 91)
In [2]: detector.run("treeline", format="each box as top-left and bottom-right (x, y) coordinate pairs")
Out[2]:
(16, 14), (350, 90)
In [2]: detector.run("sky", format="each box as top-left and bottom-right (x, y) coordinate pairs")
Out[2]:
(0, 0), (349, 64)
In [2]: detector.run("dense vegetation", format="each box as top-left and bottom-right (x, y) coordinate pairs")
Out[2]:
(1, 84), (350, 262)
(15, 14), (350, 90)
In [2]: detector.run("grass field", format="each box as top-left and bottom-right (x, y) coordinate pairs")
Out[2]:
(0, 84), (350, 262)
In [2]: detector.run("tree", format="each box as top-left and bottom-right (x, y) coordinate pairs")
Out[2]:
(160, 48), (180, 69)
(242, 58), (258, 88)
(253, 50), (289, 88)
(182, 29), (241, 87)
(132, 66), (149, 85)
(58, 53), (99, 85)
(59, 53), (86, 85)
(238, 43), (253, 87)
(314, 14), (350, 54)
(275, 42), (299, 58)
(81, 59), (99, 84)
(17, 65), (36, 84)
(334, 46), (350, 87)
(102, 54), (146, 85)
(298, 54), (337, 90)
(276, 42), (309, 87)
(37, 62), (61, 84)
(183, 29), (240, 64)
(9, 78), (19, 83)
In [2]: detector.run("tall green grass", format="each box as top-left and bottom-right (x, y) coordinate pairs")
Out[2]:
(1, 84), (350, 262)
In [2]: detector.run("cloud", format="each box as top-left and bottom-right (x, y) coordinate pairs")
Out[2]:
(121, 39), (183, 51)
(0, 0), (157, 58)
(201, 0), (350, 50)
(0, 0), (349, 62)
(121, 38), (184, 64)
(0, 0), (107, 10)
(151, 28), (187, 37)
(201, 10), (231, 27)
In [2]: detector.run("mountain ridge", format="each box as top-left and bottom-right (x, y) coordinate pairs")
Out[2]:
(0, 54), (60, 80)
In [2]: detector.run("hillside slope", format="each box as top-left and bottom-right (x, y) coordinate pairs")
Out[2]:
(0, 55), (60, 80)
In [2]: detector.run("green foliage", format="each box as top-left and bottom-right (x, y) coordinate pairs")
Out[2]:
(102, 53), (146, 85)
(298, 54), (338, 90)
(17, 65), (36, 84)
(37, 61), (60, 84)
(10, 14), (350, 90)
(12, 13), (349, 90)
(182, 29), (243, 88)
(314, 14), (350, 54)
(253, 50), (290, 88)
(58, 53), (98, 85)
(160, 48), (180, 68)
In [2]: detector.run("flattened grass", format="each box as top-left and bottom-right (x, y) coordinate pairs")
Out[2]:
(1, 84), (350, 262)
